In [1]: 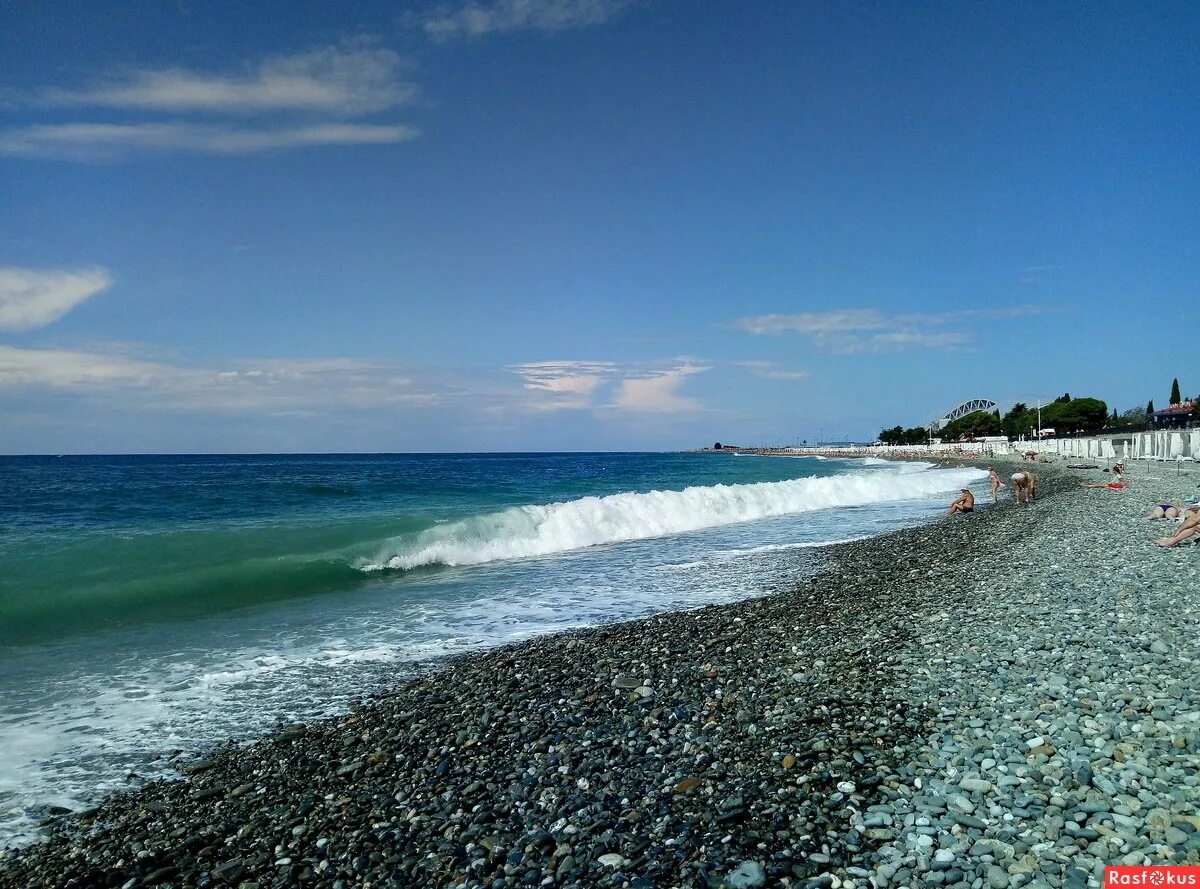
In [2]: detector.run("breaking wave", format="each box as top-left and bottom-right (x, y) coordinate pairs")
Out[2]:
(361, 464), (984, 572)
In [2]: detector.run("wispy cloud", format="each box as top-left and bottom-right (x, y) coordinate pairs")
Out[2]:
(0, 346), (437, 412)
(412, 0), (634, 40)
(41, 45), (415, 115)
(866, 330), (970, 350)
(0, 266), (113, 331)
(0, 122), (417, 159)
(1018, 265), (1060, 286)
(734, 309), (889, 336)
(610, 363), (710, 413)
(2, 43), (419, 159)
(508, 360), (617, 410)
(732, 360), (809, 381)
(1, 343), (714, 421)
(732, 306), (1054, 353)
(507, 358), (711, 413)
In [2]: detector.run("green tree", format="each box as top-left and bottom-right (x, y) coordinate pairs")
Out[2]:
(1170, 378), (1181, 405)
(1054, 393), (1071, 404)
(1147, 399), (1155, 415)
(940, 410), (1002, 441)
(1041, 397), (1108, 433)
(1001, 403), (1035, 437)
(879, 425), (933, 445)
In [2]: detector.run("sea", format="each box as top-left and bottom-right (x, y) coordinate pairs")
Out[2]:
(0, 451), (986, 847)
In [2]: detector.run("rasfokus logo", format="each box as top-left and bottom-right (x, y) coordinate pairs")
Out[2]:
(1106, 867), (1200, 886)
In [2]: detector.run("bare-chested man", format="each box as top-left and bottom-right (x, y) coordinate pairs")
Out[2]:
(949, 488), (975, 515)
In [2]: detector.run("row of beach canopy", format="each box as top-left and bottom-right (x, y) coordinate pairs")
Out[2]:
(1009, 430), (1200, 462)
(1027, 438), (1119, 459)
(1126, 430), (1200, 462)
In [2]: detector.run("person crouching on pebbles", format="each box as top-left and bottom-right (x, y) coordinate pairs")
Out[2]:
(949, 488), (975, 515)
(988, 468), (1006, 502)
(1011, 470), (1036, 505)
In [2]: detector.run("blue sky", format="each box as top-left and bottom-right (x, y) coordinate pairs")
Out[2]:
(1, 1), (1196, 452)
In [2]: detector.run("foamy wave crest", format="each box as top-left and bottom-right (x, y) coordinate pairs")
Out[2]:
(359, 465), (985, 572)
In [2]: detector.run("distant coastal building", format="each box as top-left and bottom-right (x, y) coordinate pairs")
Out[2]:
(1153, 400), (1197, 428)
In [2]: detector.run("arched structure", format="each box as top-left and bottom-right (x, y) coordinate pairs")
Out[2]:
(934, 398), (997, 431)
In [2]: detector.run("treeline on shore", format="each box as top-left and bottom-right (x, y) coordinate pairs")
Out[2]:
(880, 378), (1199, 445)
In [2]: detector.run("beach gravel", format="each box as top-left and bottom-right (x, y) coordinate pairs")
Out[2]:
(1, 460), (1197, 888)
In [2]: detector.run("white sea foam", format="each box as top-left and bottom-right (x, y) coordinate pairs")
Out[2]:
(360, 465), (985, 572)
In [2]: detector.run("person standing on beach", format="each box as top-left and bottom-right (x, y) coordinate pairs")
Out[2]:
(1011, 471), (1036, 505)
(988, 468), (1006, 503)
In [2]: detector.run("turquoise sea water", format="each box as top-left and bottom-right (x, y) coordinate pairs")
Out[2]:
(0, 452), (986, 846)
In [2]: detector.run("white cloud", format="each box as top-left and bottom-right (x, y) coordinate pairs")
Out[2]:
(0, 267), (113, 331)
(508, 360), (616, 410)
(42, 45), (415, 115)
(414, 0), (633, 39)
(0, 346), (437, 412)
(1, 346), (710, 420)
(0, 345), (163, 386)
(0, 122), (418, 159)
(732, 306), (1055, 353)
(507, 358), (712, 413)
(4, 44), (419, 160)
(733, 309), (888, 336)
(611, 363), (709, 413)
(732, 360), (809, 381)
(866, 330), (970, 350)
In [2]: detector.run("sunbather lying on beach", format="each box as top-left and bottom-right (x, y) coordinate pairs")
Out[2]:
(1080, 472), (1127, 490)
(948, 488), (975, 515)
(1011, 471), (1036, 504)
(1157, 508), (1200, 547)
(1146, 503), (1183, 520)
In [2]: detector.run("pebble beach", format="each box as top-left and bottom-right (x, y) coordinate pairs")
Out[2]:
(2, 460), (1198, 889)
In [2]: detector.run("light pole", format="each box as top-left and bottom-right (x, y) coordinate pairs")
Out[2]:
(1037, 400), (1042, 439)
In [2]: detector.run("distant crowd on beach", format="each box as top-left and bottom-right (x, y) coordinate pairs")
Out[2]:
(947, 455), (1200, 548)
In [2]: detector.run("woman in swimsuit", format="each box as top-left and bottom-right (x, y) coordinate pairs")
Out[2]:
(1081, 469), (1127, 490)
(1146, 503), (1181, 520)
(1157, 508), (1200, 547)
(988, 468), (1006, 503)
